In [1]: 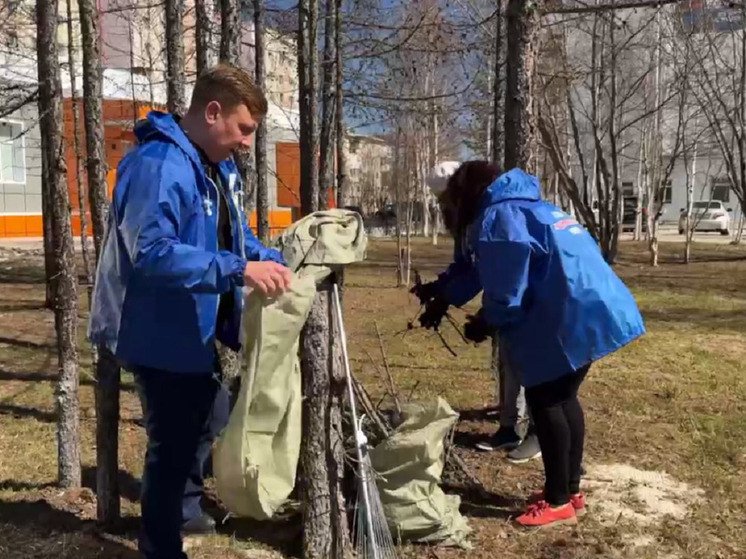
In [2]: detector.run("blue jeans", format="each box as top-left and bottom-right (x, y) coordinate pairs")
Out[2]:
(494, 336), (530, 434)
(134, 367), (230, 559)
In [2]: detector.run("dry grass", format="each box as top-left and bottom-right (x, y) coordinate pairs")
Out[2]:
(1, 239), (745, 558)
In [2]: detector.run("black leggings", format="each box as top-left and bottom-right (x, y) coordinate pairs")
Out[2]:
(525, 365), (590, 506)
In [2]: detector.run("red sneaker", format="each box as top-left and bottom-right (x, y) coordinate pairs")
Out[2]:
(515, 500), (577, 528)
(528, 490), (586, 516)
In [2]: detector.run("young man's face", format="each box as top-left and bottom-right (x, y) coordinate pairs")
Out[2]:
(203, 100), (258, 163)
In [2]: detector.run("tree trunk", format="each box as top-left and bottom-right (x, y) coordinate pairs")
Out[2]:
(684, 131), (698, 264)
(41, 130), (56, 310)
(334, 0), (347, 209)
(319, 0), (336, 211)
(196, 0), (216, 75)
(492, 0), (505, 167)
(166, 0), (186, 115)
(299, 0), (320, 216)
(37, 0), (81, 488)
(79, 0), (108, 260)
(220, 0), (240, 66)
(80, 0), (121, 522)
(66, 0), (93, 308)
(253, 0), (269, 242)
(220, 0), (254, 248)
(95, 347), (121, 523)
(300, 278), (353, 559)
(504, 0), (538, 171)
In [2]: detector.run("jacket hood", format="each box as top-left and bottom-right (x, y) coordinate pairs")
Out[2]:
(482, 168), (541, 206)
(134, 111), (203, 169)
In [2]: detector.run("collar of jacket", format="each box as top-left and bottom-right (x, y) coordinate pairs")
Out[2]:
(134, 110), (241, 192)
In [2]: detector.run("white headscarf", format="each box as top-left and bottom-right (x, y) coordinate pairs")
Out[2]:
(426, 160), (461, 197)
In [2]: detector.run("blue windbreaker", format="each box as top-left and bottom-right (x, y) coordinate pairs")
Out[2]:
(437, 168), (645, 387)
(87, 111), (285, 374)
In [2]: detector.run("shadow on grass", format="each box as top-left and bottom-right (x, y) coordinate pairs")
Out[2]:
(81, 466), (142, 505)
(0, 402), (141, 425)
(0, 479), (55, 492)
(443, 484), (522, 520)
(0, 368), (138, 393)
(0, 300), (46, 312)
(453, 406), (500, 422)
(0, 498), (140, 558)
(0, 336), (55, 351)
(0, 403), (57, 423)
(642, 307), (746, 332)
(203, 492), (303, 557)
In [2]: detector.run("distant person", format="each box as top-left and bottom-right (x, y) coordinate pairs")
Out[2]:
(88, 63), (291, 559)
(416, 161), (645, 528)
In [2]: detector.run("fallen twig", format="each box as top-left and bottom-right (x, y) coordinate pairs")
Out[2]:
(374, 321), (402, 415)
(406, 380), (420, 403)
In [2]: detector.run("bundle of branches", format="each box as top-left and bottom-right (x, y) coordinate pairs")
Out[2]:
(341, 322), (489, 499)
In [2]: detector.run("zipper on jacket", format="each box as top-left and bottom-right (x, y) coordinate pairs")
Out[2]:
(229, 173), (246, 259)
(206, 175), (223, 318)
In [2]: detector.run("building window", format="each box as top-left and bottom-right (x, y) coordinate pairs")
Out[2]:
(655, 180), (672, 204)
(711, 179), (730, 203)
(622, 181), (635, 196)
(0, 121), (26, 184)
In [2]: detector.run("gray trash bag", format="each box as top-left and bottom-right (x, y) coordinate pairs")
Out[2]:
(368, 398), (472, 549)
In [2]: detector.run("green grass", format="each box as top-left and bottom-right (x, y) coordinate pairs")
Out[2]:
(1, 239), (746, 558)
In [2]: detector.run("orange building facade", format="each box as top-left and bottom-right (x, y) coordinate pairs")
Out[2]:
(0, 100), (312, 239)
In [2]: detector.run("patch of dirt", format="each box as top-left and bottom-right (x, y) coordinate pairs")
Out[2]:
(700, 334), (746, 359)
(582, 463), (704, 526)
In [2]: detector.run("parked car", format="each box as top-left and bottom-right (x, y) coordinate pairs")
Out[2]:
(678, 200), (732, 235)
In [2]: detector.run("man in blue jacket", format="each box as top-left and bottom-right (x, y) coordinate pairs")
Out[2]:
(417, 162), (645, 528)
(89, 63), (291, 558)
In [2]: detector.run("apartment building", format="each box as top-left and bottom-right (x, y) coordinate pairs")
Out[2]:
(0, 0), (304, 238)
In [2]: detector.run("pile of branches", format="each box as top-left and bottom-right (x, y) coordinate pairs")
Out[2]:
(345, 321), (489, 496)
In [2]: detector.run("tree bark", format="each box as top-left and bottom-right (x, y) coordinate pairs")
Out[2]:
(166, 0), (186, 115)
(80, 0), (122, 523)
(491, 0), (505, 167)
(66, 0), (93, 308)
(78, 0), (108, 261)
(37, 0), (81, 488)
(254, 0), (269, 242)
(196, 0), (216, 75)
(504, 0), (538, 171)
(319, 0), (336, 211)
(41, 131), (55, 309)
(220, 0), (240, 66)
(300, 279), (352, 559)
(94, 347), (121, 523)
(299, 0), (320, 216)
(334, 0), (347, 209)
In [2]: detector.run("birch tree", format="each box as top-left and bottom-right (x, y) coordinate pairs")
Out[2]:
(37, 0), (81, 488)
(65, 0), (93, 302)
(254, 0), (269, 242)
(298, 0), (320, 215)
(165, 0), (186, 114)
(79, 0), (121, 523)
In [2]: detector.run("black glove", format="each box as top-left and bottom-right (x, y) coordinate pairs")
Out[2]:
(410, 279), (441, 305)
(463, 312), (494, 344)
(418, 296), (449, 330)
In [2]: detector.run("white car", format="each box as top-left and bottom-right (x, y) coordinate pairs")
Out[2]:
(678, 200), (732, 236)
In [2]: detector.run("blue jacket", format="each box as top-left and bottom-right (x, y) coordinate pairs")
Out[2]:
(88, 111), (285, 374)
(437, 168), (645, 388)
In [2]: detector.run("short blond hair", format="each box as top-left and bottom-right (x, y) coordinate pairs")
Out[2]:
(190, 63), (268, 118)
